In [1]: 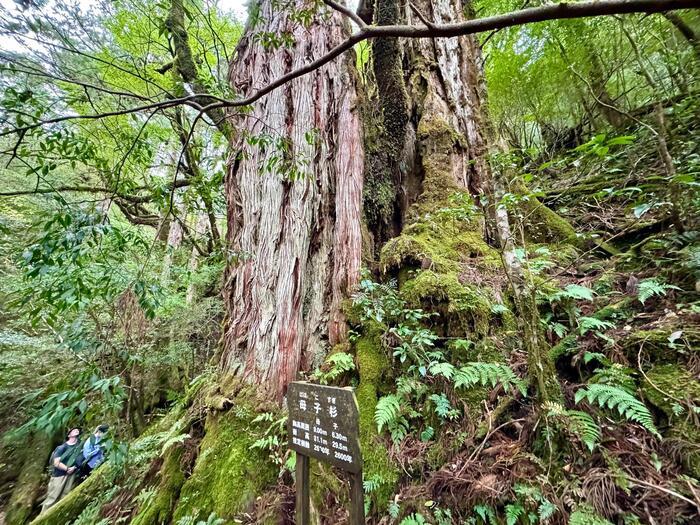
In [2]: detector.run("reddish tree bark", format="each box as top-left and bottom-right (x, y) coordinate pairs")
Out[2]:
(222, 1), (364, 398)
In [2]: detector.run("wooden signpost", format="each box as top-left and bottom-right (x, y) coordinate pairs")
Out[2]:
(287, 381), (364, 525)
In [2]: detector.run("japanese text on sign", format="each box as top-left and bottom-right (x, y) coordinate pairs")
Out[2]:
(287, 382), (362, 473)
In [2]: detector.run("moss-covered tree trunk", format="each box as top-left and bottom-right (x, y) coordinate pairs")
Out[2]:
(4, 433), (52, 525)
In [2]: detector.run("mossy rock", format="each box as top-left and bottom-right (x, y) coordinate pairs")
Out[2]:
(621, 327), (700, 363)
(642, 364), (700, 419)
(171, 406), (277, 523)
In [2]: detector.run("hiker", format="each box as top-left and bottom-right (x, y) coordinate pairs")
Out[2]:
(81, 424), (109, 477)
(41, 428), (82, 513)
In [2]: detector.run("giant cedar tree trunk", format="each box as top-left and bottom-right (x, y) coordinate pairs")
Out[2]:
(221, 0), (558, 401)
(222, 2), (364, 399)
(221, 0), (494, 398)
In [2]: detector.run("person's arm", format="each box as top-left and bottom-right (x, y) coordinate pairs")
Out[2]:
(52, 448), (76, 474)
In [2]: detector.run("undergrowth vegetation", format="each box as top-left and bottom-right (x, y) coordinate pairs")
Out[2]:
(0, 2), (699, 525)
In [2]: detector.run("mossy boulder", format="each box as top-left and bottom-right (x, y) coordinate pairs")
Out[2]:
(171, 406), (277, 523)
(642, 364), (700, 419)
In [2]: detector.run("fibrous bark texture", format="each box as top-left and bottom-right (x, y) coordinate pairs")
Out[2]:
(222, 1), (364, 398)
(405, 0), (491, 197)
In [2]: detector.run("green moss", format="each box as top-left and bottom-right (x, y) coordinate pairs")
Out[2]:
(413, 116), (463, 217)
(667, 419), (700, 477)
(5, 433), (52, 525)
(642, 364), (700, 419)
(171, 406), (276, 523)
(310, 459), (349, 520)
(355, 330), (399, 512)
(379, 208), (500, 338)
(511, 181), (581, 247)
(402, 270), (493, 337)
(131, 446), (186, 525)
(622, 327), (700, 363)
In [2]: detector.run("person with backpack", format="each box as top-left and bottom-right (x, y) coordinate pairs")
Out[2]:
(40, 428), (82, 513)
(80, 424), (109, 477)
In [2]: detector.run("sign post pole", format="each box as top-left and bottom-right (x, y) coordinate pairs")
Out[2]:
(296, 453), (310, 525)
(349, 469), (364, 525)
(288, 381), (364, 524)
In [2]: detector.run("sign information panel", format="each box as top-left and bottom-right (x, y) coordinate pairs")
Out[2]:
(287, 381), (362, 474)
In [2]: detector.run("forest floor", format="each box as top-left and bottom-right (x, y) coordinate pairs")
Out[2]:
(1, 101), (699, 525)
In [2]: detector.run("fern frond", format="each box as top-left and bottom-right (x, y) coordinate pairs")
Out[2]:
(505, 503), (525, 525)
(551, 284), (596, 302)
(374, 394), (401, 433)
(429, 393), (458, 420)
(575, 384), (659, 437)
(454, 362), (527, 396)
(399, 514), (427, 525)
(569, 505), (614, 525)
(637, 278), (679, 304)
(545, 401), (601, 452)
(578, 317), (615, 335)
(429, 361), (456, 379)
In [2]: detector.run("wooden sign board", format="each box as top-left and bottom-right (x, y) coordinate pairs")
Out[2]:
(287, 382), (362, 473)
(287, 381), (364, 524)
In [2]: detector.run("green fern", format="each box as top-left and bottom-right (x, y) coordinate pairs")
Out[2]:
(505, 503), (525, 525)
(637, 278), (680, 304)
(590, 363), (636, 393)
(374, 394), (401, 432)
(454, 362), (527, 396)
(429, 361), (456, 379)
(569, 505), (614, 525)
(429, 393), (459, 420)
(400, 513), (428, 525)
(575, 384), (660, 437)
(474, 504), (497, 524)
(420, 426), (434, 441)
(578, 317), (614, 335)
(544, 402), (601, 451)
(551, 283), (596, 302)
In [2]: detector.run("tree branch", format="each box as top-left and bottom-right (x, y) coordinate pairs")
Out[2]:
(323, 0), (366, 28)
(1, 0), (696, 139)
(0, 178), (192, 202)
